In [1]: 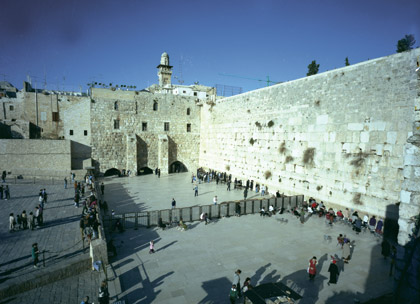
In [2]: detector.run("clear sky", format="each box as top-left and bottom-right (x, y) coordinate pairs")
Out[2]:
(1, 0), (419, 93)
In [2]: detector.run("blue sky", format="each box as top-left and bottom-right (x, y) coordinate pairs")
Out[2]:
(1, 0), (419, 93)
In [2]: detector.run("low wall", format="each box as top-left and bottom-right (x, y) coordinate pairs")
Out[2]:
(0, 139), (71, 178)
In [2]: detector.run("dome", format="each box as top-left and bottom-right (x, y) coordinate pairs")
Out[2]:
(160, 52), (169, 66)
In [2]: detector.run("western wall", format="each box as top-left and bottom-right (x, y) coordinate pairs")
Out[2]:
(199, 49), (420, 245)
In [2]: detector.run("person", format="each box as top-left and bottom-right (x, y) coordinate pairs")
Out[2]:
(16, 215), (22, 230)
(80, 296), (91, 304)
(243, 188), (248, 200)
(157, 169), (161, 178)
(4, 185), (10, 200)
(2, 170), (6, 183)
(233, 269), (242, 297)
(344, 208), (350, 221)
(242, 277), (252, 293)
(300, 208), (305, 224)
(268, 205), (275, 216)
(342, 240), (351, 263)
(337, 234), (344, 248)
(308, 256), (318, 280)
(369, 216), (377, 231)
(200, 212), (209, 224)
(194, 184), (198, 197)
(9, 213), (15, 232)
(149, 240), (155, 253)
(260, 207), (267, 217)
(353, 217), (362, 234)
(101, 182), (105, 195)
(171, 198), (176, 209)
(32, 243), (40, 268)
(98, 280), (110, 304)
(227, 180), (231, 191)
(235, 203), (241, 217)
(362, 214), (369, 227)
(336, 210), (344, 219)
(178, 219), (188, 231)
(0, 185), (3, 199)
(71, 172), (74, 182)
(64, 177), (67, 189)
(29, 212), (34, 230)
(327, 259), (339, 285)
(21, 210), (28, 229)
(213, 196), (218, 205)
(261, 184), (266, 196)
(158, 217), (166, 230)
(229, 284), (238, 304)
(376, 218), (384, 234)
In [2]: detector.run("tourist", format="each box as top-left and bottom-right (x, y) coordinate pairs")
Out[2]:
(362, 214), (369, 227)
(327, 259), (339, 285)
(194, 184), (198, 197)
(213, 196), (218, 205)
(80, 296), (91, 304)
(227, 180), (231, 191)
(308, 256), (318, 280)
(261, 184), (266, 196)
(32, 243), (40, 268)
(243, 188), (248, 200)
(64, 177), (67, 189)
(229, 284), (238, 304)
(172, 198), (176, 209)
(9, 213), (15, 232)
(242, 277), (252, 293)
(2, 170), (6, 183)
(101, 182), (105, 195)
(300, 208), (306, 224)
(235, 203), (241, 217)
(342, 240), (351, 263)
(376, 218), (384, 234)
(4, 185), (10, 200)
(29, 212), (34, 230)
(369, 216), (377, 231)
(149, 240), (155, 253)
(232, 269), (241, 297)
(98, 280), (110, 304)
(21, 210), (28, 229)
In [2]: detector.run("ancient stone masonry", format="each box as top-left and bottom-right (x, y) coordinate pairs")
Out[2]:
(198, 49), (420, 245)
(90, 88), (201, 175)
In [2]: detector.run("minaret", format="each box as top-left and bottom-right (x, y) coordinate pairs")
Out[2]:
(157, 52), (173, 87)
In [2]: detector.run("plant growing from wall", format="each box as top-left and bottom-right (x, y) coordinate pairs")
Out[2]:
(264, 170), (272, 180)
(267, 120), (274, 128)
(255, 121), (262, 129)
(226, 165), (230, 171)
(307, 60), (320, 76)
(249, 138), (256, 145)
(279, 141), (286, 154)
(353, 193), (363, 205)
(303, 148), (316, 166)
(316, 185), (323, 191)
(285, 155), (294, 163)
(349, 150), (368, 168)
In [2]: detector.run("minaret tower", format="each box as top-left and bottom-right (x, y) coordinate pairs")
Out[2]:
(157, 52), (173, 87)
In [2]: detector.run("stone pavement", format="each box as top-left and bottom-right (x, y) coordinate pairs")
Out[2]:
(0, 180), (101, 303)
(101, 173), (393, 304)
(1, 173), (395, 303)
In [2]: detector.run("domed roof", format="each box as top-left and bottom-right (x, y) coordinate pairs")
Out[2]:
(160, 52), (170, 65)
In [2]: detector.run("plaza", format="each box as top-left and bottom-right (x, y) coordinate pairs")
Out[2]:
(1, 173), (394, 303)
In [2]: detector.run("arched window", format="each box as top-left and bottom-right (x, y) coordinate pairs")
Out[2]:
(153, 101), (158, 111)
(187, 108), (191, 115)
(114, 101), (118, 110)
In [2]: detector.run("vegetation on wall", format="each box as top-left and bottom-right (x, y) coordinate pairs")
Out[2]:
(307, 60), (320, 76)
(349, 150), (368, 168)
(285, 155), (294, 163)
(279, 141), (286, 154)
(264, 170), (272, 180)
(267, 120), (274, 128)
(249, 138), (256, 145)
(316, 185), (323, 191)
(255, 121), (262, 129)
(303, 148), (316, 166)
(353, 193), (363, 205)
(225, 165), (230, 171)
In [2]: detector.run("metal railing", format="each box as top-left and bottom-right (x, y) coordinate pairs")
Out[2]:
(103, 194), (304, 230)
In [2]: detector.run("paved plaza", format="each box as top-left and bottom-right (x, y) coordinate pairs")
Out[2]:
(1, 173), (394, 303)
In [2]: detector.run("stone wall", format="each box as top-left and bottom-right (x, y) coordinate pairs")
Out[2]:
(0, 139), (71, 177)
(90, 88), (201, 174)
(199, 49), (420, 244)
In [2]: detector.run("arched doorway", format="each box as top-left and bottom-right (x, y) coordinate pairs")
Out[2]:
(138, 167), (153, 176)
(104, 168), (121, 177)
(169, 161), (188, 173)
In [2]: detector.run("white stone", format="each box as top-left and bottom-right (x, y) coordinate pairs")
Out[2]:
(360, 132), (370, 143)
(316, 114), (328, 125)
(386, 132), (397, 144)
(348, 123), (364, 131)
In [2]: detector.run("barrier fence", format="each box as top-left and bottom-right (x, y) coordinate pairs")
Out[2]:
(103, 194), (304, 230)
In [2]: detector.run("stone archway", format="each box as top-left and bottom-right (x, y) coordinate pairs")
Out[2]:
(169, 161), (188, 173)
(104, 168), (121, 177)
(138, 167), (153, 176)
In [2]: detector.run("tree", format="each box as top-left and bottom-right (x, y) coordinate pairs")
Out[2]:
(396, 34), (415, 53)
(307, 60), (320, 76)
(345, 57), (350, 66)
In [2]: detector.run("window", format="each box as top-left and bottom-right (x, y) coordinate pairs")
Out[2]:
(187, 108), (191, 115)
(114, 101), (118, 110)
(164, 122), (169, 132)
(142, 122), (147, 131)
(9, 105), (14, 111)
(193, 92), (197, 96)
(84, 130), (88, 136)
(52, 112), (59, 122)
(69, 130), (74, 135)
(153, 101), (158, 111)
(187, 123), (191, 132)
(114, 119), (120, 129)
